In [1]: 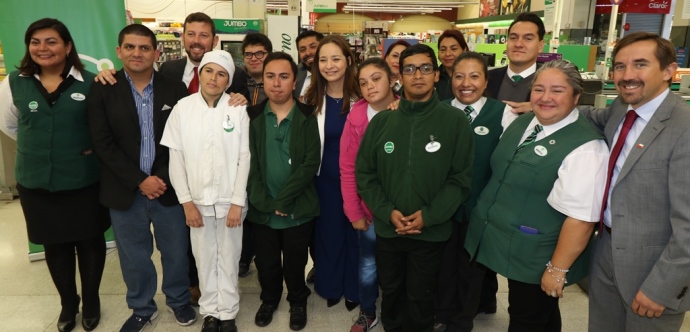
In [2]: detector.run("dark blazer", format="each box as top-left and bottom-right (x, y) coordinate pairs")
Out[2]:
(293, 64), (310, 100)
(487, 64), (539, 102)
(87, 70), (188, 210)
(486, 66), (509, 100)
(158, 58), (250, 100)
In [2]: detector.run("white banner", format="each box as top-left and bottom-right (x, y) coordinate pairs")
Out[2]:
(267, 15), (299, 63)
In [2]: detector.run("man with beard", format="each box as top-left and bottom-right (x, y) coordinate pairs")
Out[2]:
(293, 30), (323, 101)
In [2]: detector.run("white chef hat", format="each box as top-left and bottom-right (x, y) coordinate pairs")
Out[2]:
(199, 50), (235, 89)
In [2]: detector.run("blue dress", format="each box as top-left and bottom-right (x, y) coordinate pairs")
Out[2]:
(314, 95), (360, 302)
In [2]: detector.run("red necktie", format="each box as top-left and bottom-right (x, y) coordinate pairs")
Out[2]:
(188, 66), (199, 94)
(599, 110), (639, 235)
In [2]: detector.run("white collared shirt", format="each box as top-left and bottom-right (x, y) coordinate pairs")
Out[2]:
(451, 96), (518, 131)
(182, 57), (198, 88)
(519, 109), (610, 222)
(603, 89), (670, 227)
(507, 62), (537, 81)
(0, 66), (84, 140)
(299, 71), (312, 97)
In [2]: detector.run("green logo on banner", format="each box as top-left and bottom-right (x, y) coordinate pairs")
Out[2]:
(384, 142), (394, 153)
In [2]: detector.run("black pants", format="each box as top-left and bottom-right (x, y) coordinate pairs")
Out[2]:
(434, 222), (484, 332)
(240, 221), (255, 264)
(479, 268), (498, 312)
(253, 221), (314, 307)
(507, 279), (561, 332)
(376, 236), (444, 332)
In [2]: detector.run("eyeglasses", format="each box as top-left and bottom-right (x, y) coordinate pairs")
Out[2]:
(244, 51), (268, 59)
(401, 63), (435, 76)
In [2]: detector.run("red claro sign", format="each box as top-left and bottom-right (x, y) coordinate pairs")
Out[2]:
(597, 0), (671, 14)
(624, 23), (630, 31)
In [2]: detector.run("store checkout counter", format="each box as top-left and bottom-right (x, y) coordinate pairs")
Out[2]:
(590, 75), (690, 108)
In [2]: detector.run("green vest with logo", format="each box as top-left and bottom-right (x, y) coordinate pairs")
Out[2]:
(465, 112), (602, 284)
(10, 70), (100, 191)
(445, 97), (507, 222)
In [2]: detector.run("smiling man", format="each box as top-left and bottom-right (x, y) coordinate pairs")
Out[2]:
(356, 44), (474, 332)
(294, 30), (324, 100)
(585, 32), (690, 332)
(87, 24), (196, 332)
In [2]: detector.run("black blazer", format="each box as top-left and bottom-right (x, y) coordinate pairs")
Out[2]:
(87, 70), (188, 210)
(158, 58), (250, 100)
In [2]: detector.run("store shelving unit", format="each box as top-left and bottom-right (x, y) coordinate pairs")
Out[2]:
(155, 39), (182, 66)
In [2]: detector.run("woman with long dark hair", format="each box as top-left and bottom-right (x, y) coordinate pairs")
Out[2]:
(0, 18), (109, 332)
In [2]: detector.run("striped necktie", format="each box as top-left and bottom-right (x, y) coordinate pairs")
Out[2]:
(512, 75), (523, 82)
(517, 124), (543, 151)
(463, 106), (474, 123)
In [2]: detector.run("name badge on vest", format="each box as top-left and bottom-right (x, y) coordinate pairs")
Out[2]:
(222, 115), (234, 132)
(426, 135), (441, 153)
(29, 101), (38, 113)
(71, 93), (86, 101)
(534, 145), (548, 156)
(474, 126), (489, 136)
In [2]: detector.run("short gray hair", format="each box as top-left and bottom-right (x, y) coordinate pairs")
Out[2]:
(532, 60), (583, 97)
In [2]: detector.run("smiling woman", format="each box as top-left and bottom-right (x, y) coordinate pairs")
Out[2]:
(0, 18), (109, 332)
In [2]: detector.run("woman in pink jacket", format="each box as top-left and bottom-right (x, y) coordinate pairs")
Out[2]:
(339, 58), (398, 332)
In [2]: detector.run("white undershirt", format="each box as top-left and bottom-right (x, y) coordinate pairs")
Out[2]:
(507, 62), (537, 81)
(182, 57), (197, 88)
(299, 71), (312, 98)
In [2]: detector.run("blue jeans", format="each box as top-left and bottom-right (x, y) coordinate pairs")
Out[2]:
(110, 194), (190, 316)
(358, 224), (378, 314)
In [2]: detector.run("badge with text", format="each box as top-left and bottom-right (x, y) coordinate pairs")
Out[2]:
(426, 135), (441, 153)
(222, 115), (234, 132)
(474, 126), (490, 136)
(384, 141), (395, 153)
(29, 101), (38, 112)
(71, 93), (86, 101)
(534, 145), (548, 156)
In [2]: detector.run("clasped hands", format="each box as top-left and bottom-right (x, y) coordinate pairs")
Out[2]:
(390, 209), (424, 235)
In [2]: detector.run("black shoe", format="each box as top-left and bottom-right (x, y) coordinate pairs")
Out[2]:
(289, 306), (307, 331)
(82, 297), (101, 331)
(238, 260), (251, 278)
(82, 315), (101, 331)
(57, 297), (80, 332)
(255, 302), (278, 327)
(219, 319), (238, 332)
(306, 267), (315, 284)
(202, 316), (220, 332)
(345, 299), (359, 311)
(57, 319), (76, 332)
(326, 298), (340, 307)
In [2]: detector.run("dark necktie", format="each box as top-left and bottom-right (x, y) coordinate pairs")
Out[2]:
(599, 110), (639, 235)
(512, 75), (523, 82)
(516, 124), (543, 151)
(463, 106), (474, 123)
(188, 66), (199, 94)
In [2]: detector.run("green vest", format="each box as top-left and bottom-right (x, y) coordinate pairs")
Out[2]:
(466, 112), (603, 284)
(10, 70), (100, 191)
(444, 97), (506, 222)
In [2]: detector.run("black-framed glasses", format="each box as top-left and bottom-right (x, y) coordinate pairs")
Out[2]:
(244, 51), (268, 59)
(401, 63), (435, 76)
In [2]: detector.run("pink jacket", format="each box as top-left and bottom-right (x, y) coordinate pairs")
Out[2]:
(340, 98), (373, 223)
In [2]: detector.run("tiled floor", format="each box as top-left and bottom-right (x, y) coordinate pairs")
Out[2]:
(0, 198), (688, 332)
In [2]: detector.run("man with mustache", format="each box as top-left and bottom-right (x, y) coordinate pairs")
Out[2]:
(293, 30), (324, 101)
(585, 32), (690, 332)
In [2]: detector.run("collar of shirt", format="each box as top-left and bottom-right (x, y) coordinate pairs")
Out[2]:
(183, 57), (199, 87)
(124, 70), (154, 94)
(507, 62), (537, 80)
(264, 101), (297, 122)
(452, 96), (487, 118)
(22, 66), (84, 82)
(627, 88), (669, 123)
(525, 108), (579, 141)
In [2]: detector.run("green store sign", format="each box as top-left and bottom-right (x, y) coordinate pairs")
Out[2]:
(213, 19), (262, 34)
